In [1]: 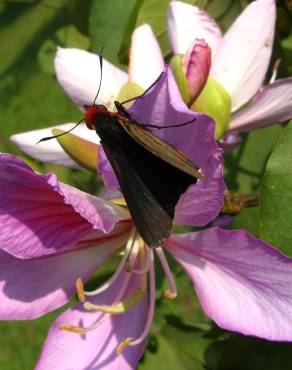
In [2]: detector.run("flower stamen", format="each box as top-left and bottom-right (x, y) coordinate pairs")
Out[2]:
(76, 278), (85, 302)
(156, 247), (177, 299)
(59, 324), (86, 335)
(84, 287), (145, 314)
(117, 249), (155, 354)
(83, 227), (137, 297)
(116, 337), (134, 355)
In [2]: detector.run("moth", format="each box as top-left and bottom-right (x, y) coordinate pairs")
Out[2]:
(83, 96), (201, 247)
(40, 55), (201, 248)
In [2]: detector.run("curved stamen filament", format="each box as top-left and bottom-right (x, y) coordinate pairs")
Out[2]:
(84, 287), (145, 314)
(156, 247), (177, 299)
(79, 227), (137, 299)
(61, 231), (141, 335)
(117, 249), (155, 354)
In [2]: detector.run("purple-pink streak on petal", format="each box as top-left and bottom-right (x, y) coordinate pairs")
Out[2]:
(36, 272), (147, 370)
(182, 39), (211, 104)
(0, 229), (129, 319)
(230, 78), (292, 131)
(0, 154), (129, 258)
(166, 227), (292, 341)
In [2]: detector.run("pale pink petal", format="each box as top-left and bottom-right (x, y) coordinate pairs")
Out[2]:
(182, 39), (211, 103)
(55, 47), (128, 110)
(0, 154), (129, 258)
(36, 273), (147, 370)
(167, 228), (292, 341)
(168, 1), (222, 55)
(0, 232), (127, 319)
(230, 78), (292, 131)
(10, 123), (99, 168)
(129, 24), (165, 89)
(211, 0), (276, 111)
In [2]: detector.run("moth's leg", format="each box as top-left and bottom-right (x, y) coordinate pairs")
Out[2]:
(144, 118), (196, 130)
(114, 101), (132, 118)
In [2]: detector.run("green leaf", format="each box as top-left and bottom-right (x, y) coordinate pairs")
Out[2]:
(0, 1), (80, 154)
(89, 0), (137, 68)
(118, 0), (144, 65)
(136, 1), (197, 58)
(139, 333), (204, 370)
(66, 0), (91, 35)
(136, 0), (170, 57)
(260, 121), (292, 256)
(224, 124), (284, 236)
(0, 2), (64, 76)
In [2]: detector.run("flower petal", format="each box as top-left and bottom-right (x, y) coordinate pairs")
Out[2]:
(0, 154), (129, 258)
(182, 39), (211, 103)
(167, 228), (292, 341)
(11, 123), (99, 168)
(129, 24), (165, 89)
(128, 66), (225, 225)
(55, 47), (128, 110)
(36, 273), (147, 370)
(0, 231), (127, 320)
(219, 131), (241, 153)
(168, 1), (222, 55)
(211, 0), (276, 111)
(229, 78), (292, 131)
(99, 146), (119, 188)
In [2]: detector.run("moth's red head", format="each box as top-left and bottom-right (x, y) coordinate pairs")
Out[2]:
(84, 104), (108, 130)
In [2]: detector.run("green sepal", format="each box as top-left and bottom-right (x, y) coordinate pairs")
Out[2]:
(170, 54), (190, 105)
(116, 81), (144, 108)
(192, 77), (231, 140)
(52, 128), (98, 172)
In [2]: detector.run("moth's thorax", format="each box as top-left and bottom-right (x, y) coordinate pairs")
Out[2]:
(84, 104), (108, 130)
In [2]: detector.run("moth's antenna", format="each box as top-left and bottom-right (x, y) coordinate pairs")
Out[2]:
(93, 47), (104, 105)
(37, 118), (84, 144)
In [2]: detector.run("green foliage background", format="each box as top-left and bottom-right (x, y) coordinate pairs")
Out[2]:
(0, 0), (292, 369)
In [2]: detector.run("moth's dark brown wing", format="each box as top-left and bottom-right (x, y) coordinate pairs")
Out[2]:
(102, 142), (173, 247)
(94, 112), (197, 247)
(118, 118), (201, 179)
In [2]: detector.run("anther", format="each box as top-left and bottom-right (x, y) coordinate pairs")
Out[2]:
(156, 247), (177, 299)
(76, 278), (85, 302)
(164, 289), (177, 299)
(84, 287), (145, 314)
(116, 337), (133, 355)
(60, 324), (86, 335)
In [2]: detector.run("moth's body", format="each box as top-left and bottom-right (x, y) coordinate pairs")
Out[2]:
(84, 103), (200, 248)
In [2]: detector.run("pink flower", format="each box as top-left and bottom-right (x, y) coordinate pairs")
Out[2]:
(168, 0), (292, 133)
(2, 68), (292, 370)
